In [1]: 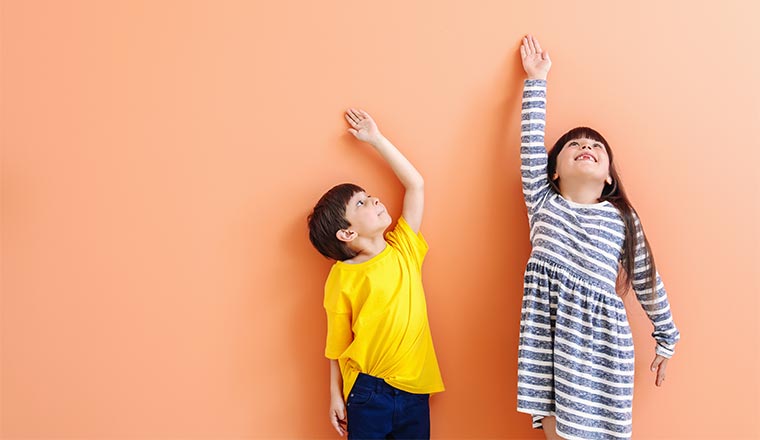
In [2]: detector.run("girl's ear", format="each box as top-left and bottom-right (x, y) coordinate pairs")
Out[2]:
(606, 175), (613, 185)
(336, 229), (357, 243)
(552, 173), (559, 181)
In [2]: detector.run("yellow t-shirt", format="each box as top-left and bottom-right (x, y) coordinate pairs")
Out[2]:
(323, 217), (445, 400)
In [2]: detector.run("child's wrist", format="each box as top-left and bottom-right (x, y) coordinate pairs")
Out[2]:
(368, 134), (388, 147)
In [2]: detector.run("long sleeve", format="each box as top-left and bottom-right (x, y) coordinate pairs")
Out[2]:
(520, 79), (552, 220)
(631, 218), (680, 358)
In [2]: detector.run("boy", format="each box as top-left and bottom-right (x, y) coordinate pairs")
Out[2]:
(307, 108), (444, 439)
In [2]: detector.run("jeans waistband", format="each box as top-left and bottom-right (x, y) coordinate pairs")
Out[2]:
(354, 373), (408, 395)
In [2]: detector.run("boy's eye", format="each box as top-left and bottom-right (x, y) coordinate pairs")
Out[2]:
(357, 200), (364, 207)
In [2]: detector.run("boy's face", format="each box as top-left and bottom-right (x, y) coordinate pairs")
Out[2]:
(343, 191), (392, 237)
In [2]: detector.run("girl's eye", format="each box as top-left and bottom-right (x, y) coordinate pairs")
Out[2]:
(569, 141), (579, 147)
(593, 143), (603, 148)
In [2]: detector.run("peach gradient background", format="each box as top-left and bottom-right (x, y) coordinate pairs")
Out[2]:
(2, 1), (758, 439)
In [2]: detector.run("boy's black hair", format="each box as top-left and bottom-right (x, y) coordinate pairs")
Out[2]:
(307, 183), (365, 261)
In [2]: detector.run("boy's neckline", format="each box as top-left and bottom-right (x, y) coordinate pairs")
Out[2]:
(337, 243), (390, 266)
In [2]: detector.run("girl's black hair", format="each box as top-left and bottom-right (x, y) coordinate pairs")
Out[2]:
(547, 127), (657, 298)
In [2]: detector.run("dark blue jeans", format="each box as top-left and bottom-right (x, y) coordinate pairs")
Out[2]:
(346, 373), (430, 440)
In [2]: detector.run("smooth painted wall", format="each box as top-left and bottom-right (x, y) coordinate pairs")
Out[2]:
(2, 1), (758, 438)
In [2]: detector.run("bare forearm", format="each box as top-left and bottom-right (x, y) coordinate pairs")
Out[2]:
(344, 108), (425, 231)
(369, 136), (424, 190)
(329, 359), (343, 400)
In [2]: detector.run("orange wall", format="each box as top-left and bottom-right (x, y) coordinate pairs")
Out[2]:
(2, 1), (758, 438)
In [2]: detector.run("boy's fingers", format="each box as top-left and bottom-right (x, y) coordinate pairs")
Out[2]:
(345, 114), (357, 126)
(520, 45), (526, 59)
(346, 108), (360, 123)
(330, 410), (346, 435)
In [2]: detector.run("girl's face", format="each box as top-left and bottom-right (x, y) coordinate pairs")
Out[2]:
(553, 137), (611, 183)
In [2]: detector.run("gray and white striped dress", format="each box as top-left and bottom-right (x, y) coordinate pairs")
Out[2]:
(516, 79), (680, 440)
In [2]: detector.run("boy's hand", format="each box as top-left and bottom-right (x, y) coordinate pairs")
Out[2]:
(329, 395), (347, 436)
(650, 354), (669, 387)
(520, 34), (551, 80)
(345, 108), (383, 145)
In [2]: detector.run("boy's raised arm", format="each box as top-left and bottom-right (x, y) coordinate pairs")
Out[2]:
(345, 108), (424, 232)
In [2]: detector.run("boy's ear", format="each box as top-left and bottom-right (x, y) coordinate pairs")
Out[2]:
(336, 229), (357, 243)
(552, 172), (559, 181)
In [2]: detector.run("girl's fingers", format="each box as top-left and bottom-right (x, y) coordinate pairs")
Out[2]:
(520, 44), (527, 59)
(344, 113), (357, 126)
(533, 36), (543, 53)
(650, 356), (663, 371)
(523, 37), (531, 55)
(651, 356), (667, 386)
(657, 366), (667, 386)
(528, 34), (537, 53)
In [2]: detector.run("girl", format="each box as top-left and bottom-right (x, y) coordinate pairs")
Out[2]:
(515, 35), (680, 440)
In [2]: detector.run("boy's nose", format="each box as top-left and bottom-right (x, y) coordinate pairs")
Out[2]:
(373, 197), (380, 205)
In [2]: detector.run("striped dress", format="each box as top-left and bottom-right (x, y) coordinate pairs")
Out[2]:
(516, 79), (680, 440)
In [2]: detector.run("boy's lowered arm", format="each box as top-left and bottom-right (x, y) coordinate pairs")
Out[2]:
(345, 108), (424, 233)
(328, 359), (347, 436)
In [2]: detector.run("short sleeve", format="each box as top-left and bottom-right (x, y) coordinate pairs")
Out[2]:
(324, 311), (352, 359)
(385, 216), (429, 269)
(323, 268), (353, 359)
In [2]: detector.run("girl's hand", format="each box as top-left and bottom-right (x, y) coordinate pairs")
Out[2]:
(520, 35), (551, 80)
(329, 395), (347, 436)
(345, 108), (383, 145)
(650, 354), (669, 387)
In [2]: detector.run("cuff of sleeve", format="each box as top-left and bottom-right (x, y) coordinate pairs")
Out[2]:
(325, 351), (341, 360)
(655, 344), (675, 359)
(525, 79), (547, 87)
